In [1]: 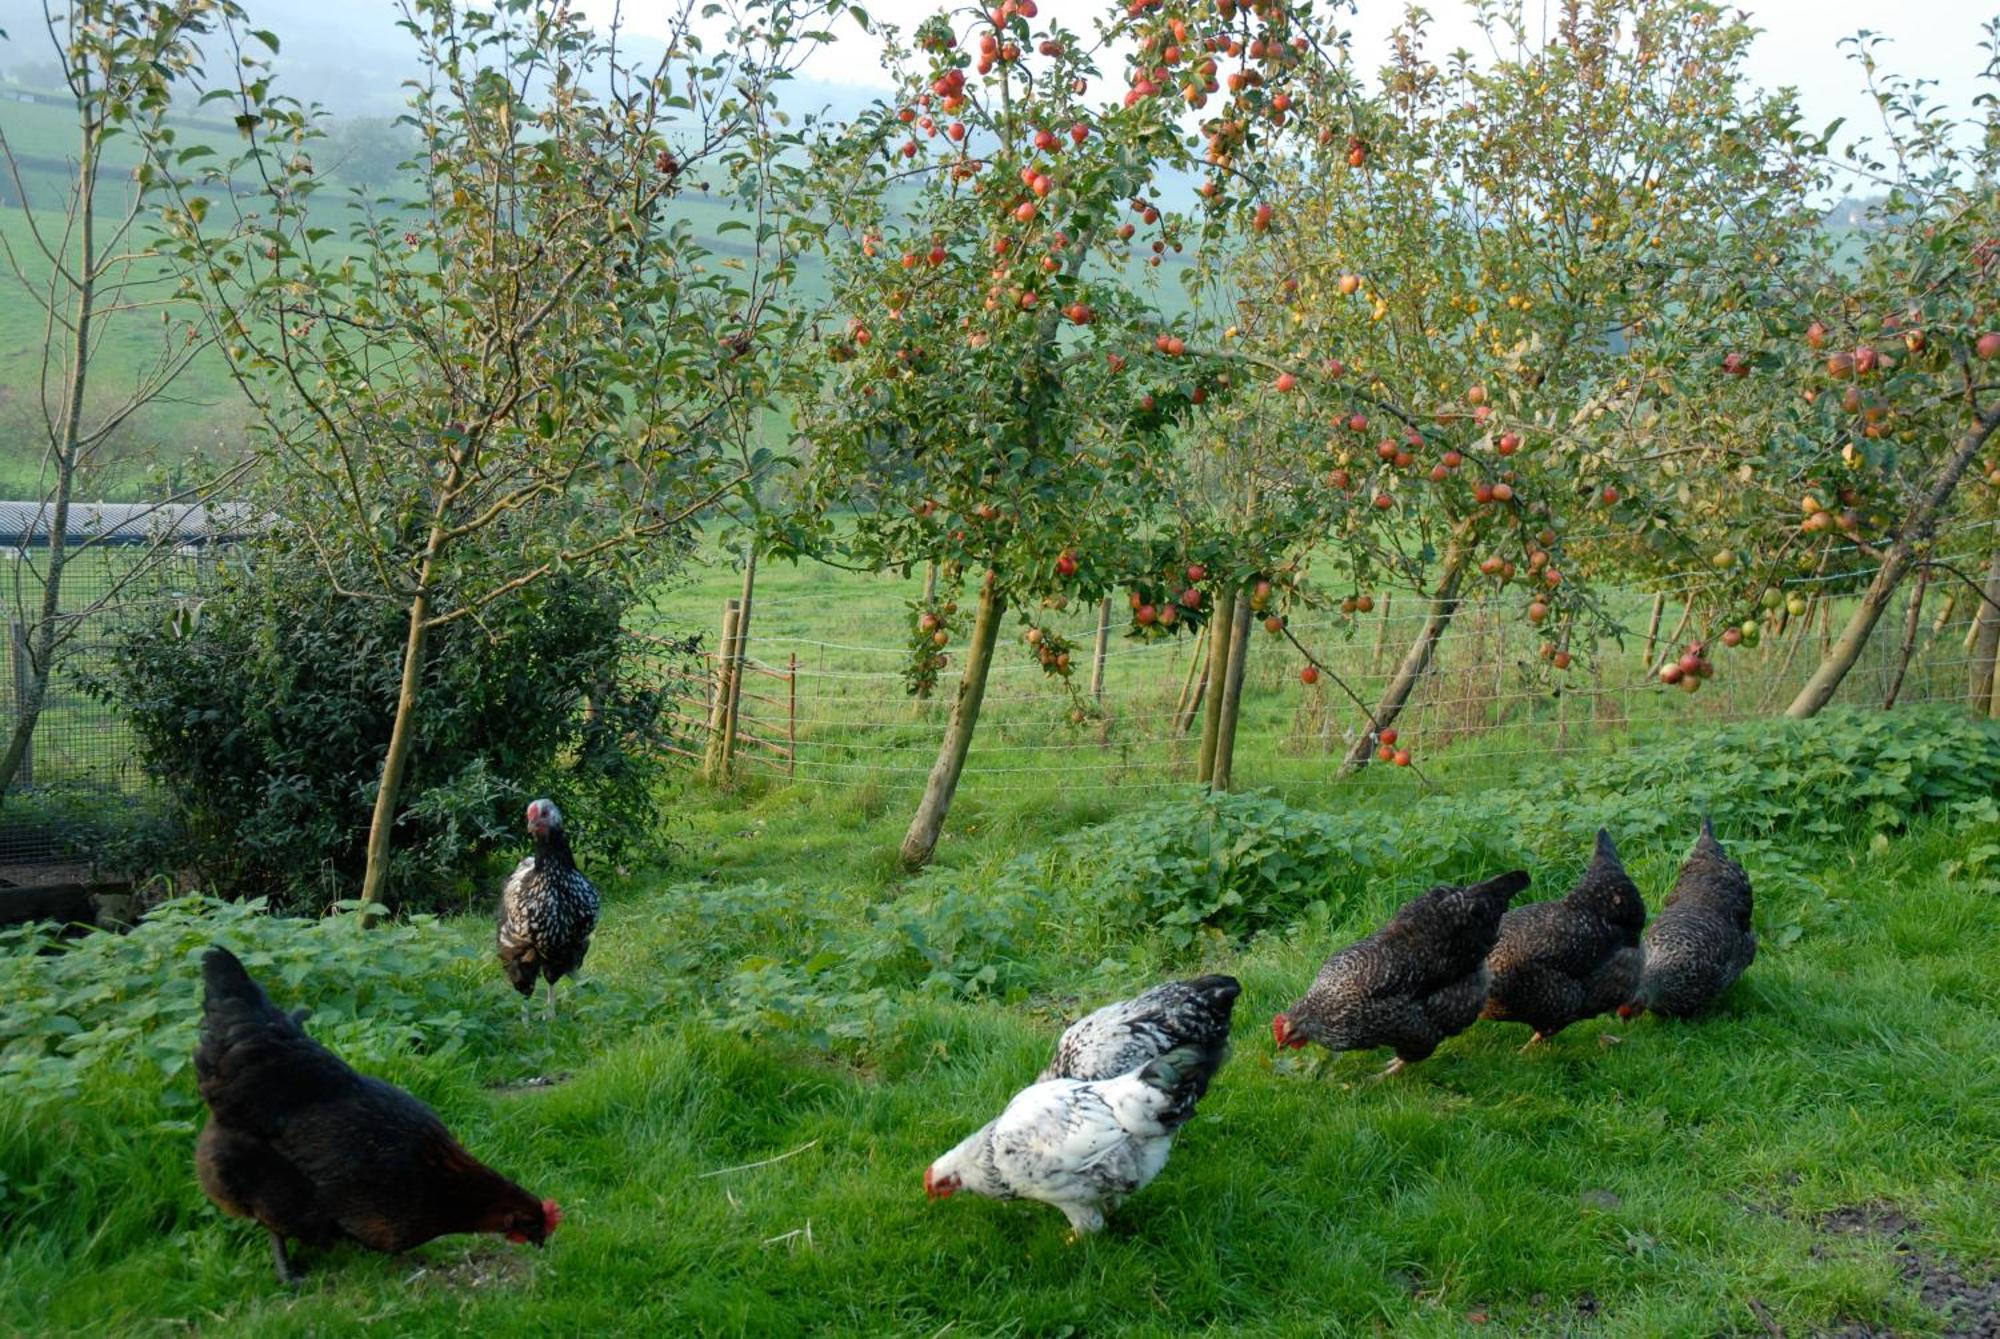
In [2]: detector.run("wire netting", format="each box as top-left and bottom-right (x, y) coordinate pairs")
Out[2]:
(2, 501), (234, 882)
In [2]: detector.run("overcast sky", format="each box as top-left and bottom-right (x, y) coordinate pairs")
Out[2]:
(598, 0), (1996, 151)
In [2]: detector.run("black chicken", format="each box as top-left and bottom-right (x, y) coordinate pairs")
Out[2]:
(498, 798), (600, 1022)
(1272, 870), (1530, 1077)
(194, 948), (558, 1285)
(1482, 829), (1646, 1047)
(1039, 975), (1241, 1084)
(1623, 818), (1756, 1019)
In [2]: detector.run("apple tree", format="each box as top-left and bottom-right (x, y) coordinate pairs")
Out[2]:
(788, 0), (1338, 865)
(1210, 0), (1828, 770)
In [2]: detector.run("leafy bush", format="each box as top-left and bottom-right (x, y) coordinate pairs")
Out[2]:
(0, 895), (485, 1115)
(1034, 790), (1389, 947)
(92, 543), (683, 911)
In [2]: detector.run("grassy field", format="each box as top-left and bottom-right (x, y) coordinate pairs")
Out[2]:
(2, 700), (1998, 1336)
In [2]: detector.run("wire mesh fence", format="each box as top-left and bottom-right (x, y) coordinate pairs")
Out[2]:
(1, 501), (238, 881)
(698, 557), (1996, 804)
(6, 492), (1997, 885)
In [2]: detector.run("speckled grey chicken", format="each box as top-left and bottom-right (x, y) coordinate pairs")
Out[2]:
(1271, 870), (1530, 1077)
(925, 1037), (1226, 1239)
(497, 798), (600, 1021)
(1040, 975), (1240, 1084)
(1482, 830), (1645, 1047)
(1623, 818), (1755, 1019)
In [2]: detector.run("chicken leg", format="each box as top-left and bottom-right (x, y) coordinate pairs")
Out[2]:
(544, 978), (557, 1023)
(1369, 1057), (1409, 1081)
(1519, 1031), (1547, 1053)
(268, 1229), (303, 1287)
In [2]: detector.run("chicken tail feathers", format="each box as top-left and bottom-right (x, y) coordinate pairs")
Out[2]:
(1184, 974), (1244, 1007)
(200, 947), (293, 1034)
(1134, 1036), (1230, 1128)
(1472, 869), (1531, 903)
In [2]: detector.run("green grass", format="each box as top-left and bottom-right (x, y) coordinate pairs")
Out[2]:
(3, 711), (1998, 1335)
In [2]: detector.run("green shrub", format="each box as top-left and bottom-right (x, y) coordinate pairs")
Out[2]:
(91, 542), (685, 912)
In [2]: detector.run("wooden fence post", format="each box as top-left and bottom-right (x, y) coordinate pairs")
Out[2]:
(9, 621), (30, 786)
(703, 600), (740, 781)
(1089, 596), (1110, 703)
(787, 653), (798, 779)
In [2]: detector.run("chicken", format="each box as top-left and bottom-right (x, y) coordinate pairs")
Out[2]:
(193, 947), (558, 1285)
(498, 798), (600, 1021)
(1040, 974), (1240, 1083)
(1482, 829), (1646, 1047)
(925, 1038), (1226, 1240)
(1623, 818), (1756, 1019)
(1272, 870), (1530, 1077)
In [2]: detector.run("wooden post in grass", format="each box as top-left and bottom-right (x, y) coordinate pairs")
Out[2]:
(1195, 588), (1236, 782)
(917, 563), (940, 701)
(787, 653), (798, 778)
(1883, 566), (1929, 710)
(1370, 593), (1393, 672)
(1931, 591), (1957, 636)
(1968, 551), (2000, 710)
(1643, 592), (1665, 667)
(1662, 595), (1696, 660)
(1173, 625), (1208, 735)
(8, 621), (30, 786)
(703, 600), (740, 781)
(1210, 596), (1253, 791)
(717, 549), (759, 778)
(1089, 596), (1110, 703)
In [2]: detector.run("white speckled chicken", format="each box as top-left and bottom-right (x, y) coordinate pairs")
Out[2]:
(497, 799), (600, 1021)
(924, 1038), (1226, 1240)
(1623, 818), (1756, 1019)
(1482, 829), (1645, 1047)
(1272, 870), (1530, 1077)
(1039, 975), (1240, 1083)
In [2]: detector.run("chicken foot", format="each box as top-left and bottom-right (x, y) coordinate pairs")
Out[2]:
(268, 1230), (304, 1287)
(1369, 1057), (1410, 1082)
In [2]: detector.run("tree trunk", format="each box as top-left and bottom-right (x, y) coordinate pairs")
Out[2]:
(360, 580), (436, 913)
(1210, 595), (1253, 792)
(359, 449), (468, 913)
(1195, 587), (1237, 782)
(1967, 551), (2000, 710)
(0, 131), (95, 802)
(900, 570), (1002, 870)
(1786, 401), (2000, 719)
(1339, 537), (1471, 776)
(1089, 596), (1110, 703)
(1882, 566), (1929, 710)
